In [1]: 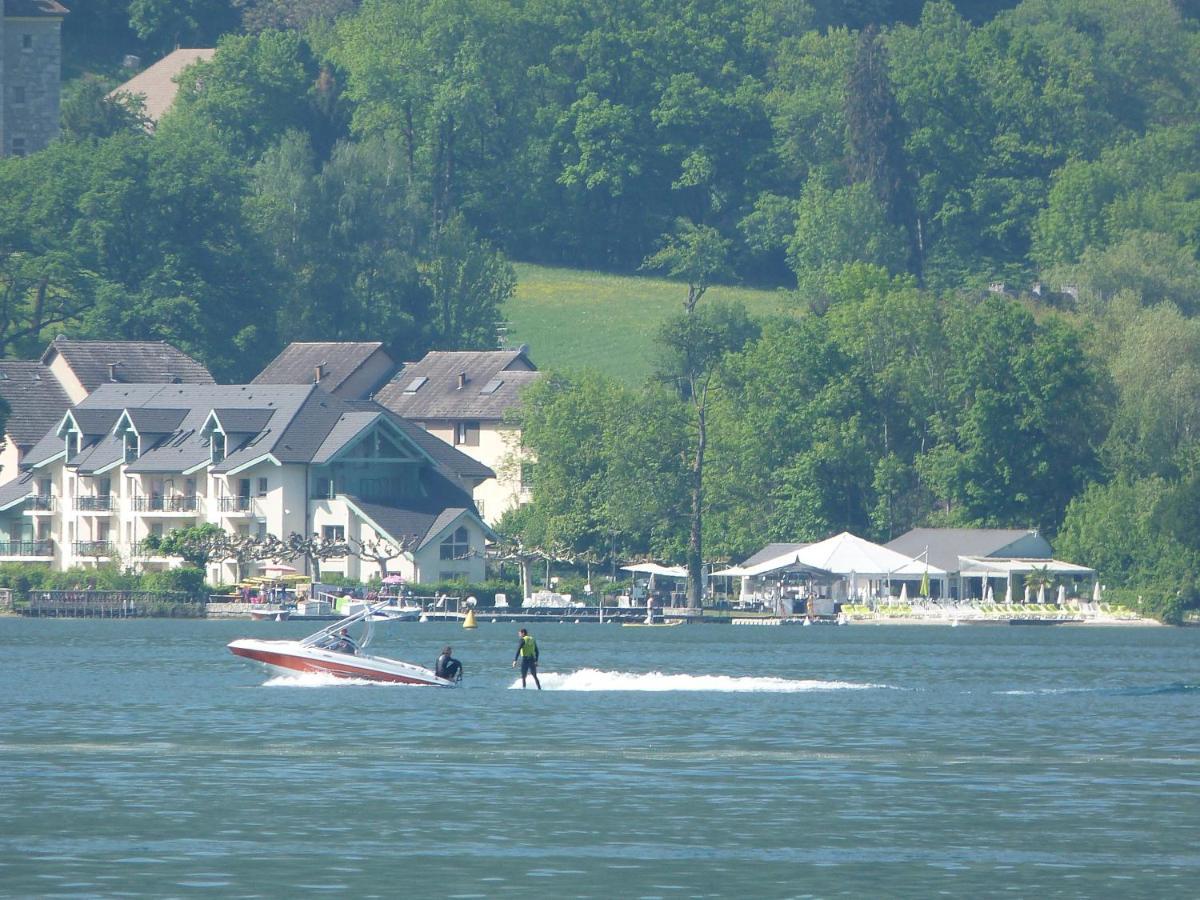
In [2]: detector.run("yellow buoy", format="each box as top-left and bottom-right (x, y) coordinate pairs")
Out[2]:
(462, 608), (477, 629)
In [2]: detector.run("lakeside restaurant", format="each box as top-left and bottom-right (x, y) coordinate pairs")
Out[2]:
(732, 528), (1095, 607)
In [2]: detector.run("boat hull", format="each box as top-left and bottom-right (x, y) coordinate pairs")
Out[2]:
(228, 639), (452, 686)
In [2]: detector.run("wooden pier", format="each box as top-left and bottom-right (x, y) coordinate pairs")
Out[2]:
(25, 590), (204, 618)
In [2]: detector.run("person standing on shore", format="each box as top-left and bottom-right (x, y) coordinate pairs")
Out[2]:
(512, 628), (541, 689)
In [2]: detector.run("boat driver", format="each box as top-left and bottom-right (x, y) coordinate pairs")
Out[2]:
(328, 627), (358, 655)
(435, 645), (462, 682)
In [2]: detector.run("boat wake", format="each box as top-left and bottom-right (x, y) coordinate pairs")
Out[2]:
(999, 682), (1199, 697)
(512, 668), (892, 692)
(262, 672), (383, 688)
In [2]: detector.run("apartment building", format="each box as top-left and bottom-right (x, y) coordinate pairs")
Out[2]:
(0, 382), (494, 584)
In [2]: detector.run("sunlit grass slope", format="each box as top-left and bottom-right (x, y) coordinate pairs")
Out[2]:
(504, 263), (787, 384)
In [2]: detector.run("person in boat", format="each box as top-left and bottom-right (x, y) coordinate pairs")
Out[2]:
(435, 645), (463, 682)
(326, 627), (358, 655)
(511, 628), (541, 690)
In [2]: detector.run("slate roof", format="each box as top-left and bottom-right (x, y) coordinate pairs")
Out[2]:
(124, 408), (188, 434)
(12, 383), (491, 487)
(4, 1), (69, 16)
(375, 350), (540, 421)
(345, 467), (490, 549)
(253, 342), (394, 396)
(107, 49), (215, 124)
(66, 407), (122, 436)
(42, 338), (214, 392)
(211, 408), (275, 434)
(0, 361), (71, 450)
(885, 528), (1053, 575)
(0, 471), (36, 511)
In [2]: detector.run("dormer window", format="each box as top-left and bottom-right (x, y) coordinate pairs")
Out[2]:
(211, 431), (226, 464)
(66, 430), (81, 457)
(123, 432), (139, 463)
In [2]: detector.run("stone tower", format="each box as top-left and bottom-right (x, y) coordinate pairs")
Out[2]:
(1, 1), (68, 158)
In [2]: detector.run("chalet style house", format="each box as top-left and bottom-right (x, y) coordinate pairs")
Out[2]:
(1, 0), (67, 157)
(0, 383), (494, 584)
(375, 349), (541, 523)
(0, 338), (215, 482)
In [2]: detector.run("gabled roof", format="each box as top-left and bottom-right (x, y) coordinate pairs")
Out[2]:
(4, 1), (69, 16)
(122, 408), (188, 435)
(107, 49), (215, 124)
(0, 361), (71, 450)
(253, 342), (395, 397)
(374, 349), (540, 421)
(62, 407), (122, 437)
(209, 408), (275, 434)
(886, 528), (1053, 575)
(41, 338), (214, 393)
(344, 468), (492, 551)
(311, 411), (384, 465)
(7, 382), (491, 488)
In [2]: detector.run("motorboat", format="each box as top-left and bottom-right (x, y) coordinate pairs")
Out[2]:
(621, 608), (684, 628)
(249, 607), (291, 622)
(228, 602), (455, 686)
(340, 598), (423, 622)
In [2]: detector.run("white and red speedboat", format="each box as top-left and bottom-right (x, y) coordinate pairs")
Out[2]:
(228, 602), (455, 686)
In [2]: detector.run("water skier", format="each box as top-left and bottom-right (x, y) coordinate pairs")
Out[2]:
(512, 627), (541, 689)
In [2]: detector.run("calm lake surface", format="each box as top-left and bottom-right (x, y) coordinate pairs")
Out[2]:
(1, 618), (1197, 899)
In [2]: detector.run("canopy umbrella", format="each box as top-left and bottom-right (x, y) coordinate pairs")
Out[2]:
(1092, 581), (1102, 603)
(899, 583), (908, 603)
(1024, 583), (1032, 604)
(985, 584), (994, 603)
(620, 562), (687, 578)
(1004, 580), (1012, 604)
(919, 569), (930, 598)
(382, 574), (404, 585)
(1037, 583), (1046, 604)
(1056, 583), (1066, 606)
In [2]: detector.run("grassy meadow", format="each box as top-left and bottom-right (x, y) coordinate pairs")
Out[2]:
(503, 263), (788, 383)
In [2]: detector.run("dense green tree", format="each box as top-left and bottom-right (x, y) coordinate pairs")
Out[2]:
(844, 25), (920, 275)
(60, 75), (149, 141)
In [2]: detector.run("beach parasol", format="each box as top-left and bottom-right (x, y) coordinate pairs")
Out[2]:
(1092, 581), (1101, 603)
(263, 563), (297, 574)
(1004, 580), (1012, 605)
(919, 569), (930, 598)
(1037, 583), (1046, 605)
(1024, 583), (1032, 604)
(1056, 584), (1066, 606)
(382, 574), (404, 584)
(899, 583), (908, 603)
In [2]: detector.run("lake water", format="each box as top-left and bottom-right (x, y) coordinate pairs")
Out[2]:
(1, 618), (1197, 898)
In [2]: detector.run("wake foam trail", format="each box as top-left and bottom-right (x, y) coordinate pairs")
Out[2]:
(262, 672), (380, 688)
(998, 682), (1200, 697)
(510, 668), (892, 692)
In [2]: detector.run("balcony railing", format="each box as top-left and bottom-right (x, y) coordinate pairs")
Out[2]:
(73, 540), (114, 557)
(0, 540), (54, 557)
(28, 495), (55, 512)
(76, 496), (116, 512)
(130, 495), (200, 513)
(218, 496), (254, 513)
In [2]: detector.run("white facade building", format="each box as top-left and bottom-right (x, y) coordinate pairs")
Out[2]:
(0, 383), (494, 585)
(374, 349), (541, 524)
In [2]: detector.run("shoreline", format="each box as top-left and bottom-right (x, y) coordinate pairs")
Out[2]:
(843, 615), (1162, 627)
